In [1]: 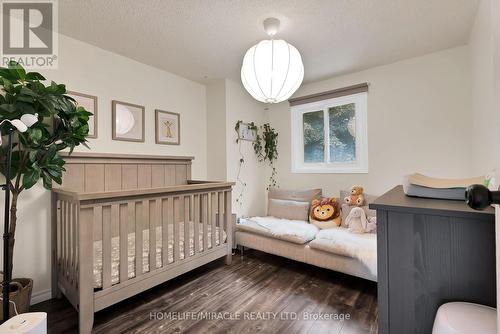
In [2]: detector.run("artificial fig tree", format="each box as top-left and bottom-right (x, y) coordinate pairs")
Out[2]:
(0, 61), (91, 280)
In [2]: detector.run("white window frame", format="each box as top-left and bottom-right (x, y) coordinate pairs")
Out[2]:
(291, 92), (368, 174)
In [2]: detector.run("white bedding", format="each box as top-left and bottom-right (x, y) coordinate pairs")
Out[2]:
(93, 222), (225, 288)
(309, 227), (377, 276)
(237, 216), (319, 244)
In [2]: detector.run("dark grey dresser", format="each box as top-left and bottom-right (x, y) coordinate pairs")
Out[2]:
(370, 186), (496, 334)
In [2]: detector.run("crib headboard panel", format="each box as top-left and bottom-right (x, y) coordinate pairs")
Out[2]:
(57, 152), (193, 192)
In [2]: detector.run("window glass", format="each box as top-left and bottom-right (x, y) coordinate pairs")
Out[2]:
(328, 103), (356, 163)
(291, 91), (367, 173)
(303, 110), (324, 163)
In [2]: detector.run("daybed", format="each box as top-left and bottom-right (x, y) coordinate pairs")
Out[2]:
(51, 153), (234, 334)
(235, 188), (377, 282)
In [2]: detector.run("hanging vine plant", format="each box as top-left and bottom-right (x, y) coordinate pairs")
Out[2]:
(234, 120), (279, 204)
(234, 121), (256, 205)
(254, 123), (279, 190)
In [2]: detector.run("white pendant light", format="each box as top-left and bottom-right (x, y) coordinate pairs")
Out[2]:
(241, 18), (304, 103)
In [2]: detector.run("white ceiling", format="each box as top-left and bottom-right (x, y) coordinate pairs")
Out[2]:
(59, 0), (479, 84)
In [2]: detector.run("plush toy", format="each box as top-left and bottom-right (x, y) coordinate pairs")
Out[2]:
(344, 185), (365, 207)
(344, 207), (377, 234)
(309, 197), (341, 229)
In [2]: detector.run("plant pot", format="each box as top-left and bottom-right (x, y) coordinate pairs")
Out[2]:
(0, 277), (33, 321)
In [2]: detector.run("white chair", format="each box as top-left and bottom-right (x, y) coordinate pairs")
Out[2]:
(432, 302), (496, 334)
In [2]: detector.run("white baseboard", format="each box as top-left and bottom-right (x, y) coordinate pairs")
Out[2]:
(31, 289), (51, 305)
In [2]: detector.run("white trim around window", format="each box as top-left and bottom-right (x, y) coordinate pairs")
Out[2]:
(291, 92), (368, 174)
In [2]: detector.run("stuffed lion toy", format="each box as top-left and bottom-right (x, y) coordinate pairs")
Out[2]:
(309, 197), (341, 229)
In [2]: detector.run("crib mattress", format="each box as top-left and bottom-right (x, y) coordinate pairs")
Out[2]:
(93, 222), (226, 288)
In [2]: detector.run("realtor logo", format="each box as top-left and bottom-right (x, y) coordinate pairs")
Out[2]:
(1, 0), (58, 68)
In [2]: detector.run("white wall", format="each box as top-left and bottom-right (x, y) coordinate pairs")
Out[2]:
(206, 80), (227, 181)
(0, 34), (207, 302)
(469, 0), (495, 175)
(46, 36), (207, 171)
(225, 79), (268, 217)
(205, 79), (268, 218)
(268, 46), (473, 197)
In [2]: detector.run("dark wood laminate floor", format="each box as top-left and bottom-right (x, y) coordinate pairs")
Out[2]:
(32, 250), (378, 334)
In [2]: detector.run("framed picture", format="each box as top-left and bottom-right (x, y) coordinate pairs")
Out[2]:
(112, 100), (145, 142)
(67, 91), (98, 138)
(155, 109), (180, 145)
(237, 122), (258, 142)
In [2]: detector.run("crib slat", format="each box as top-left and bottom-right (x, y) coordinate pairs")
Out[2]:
(66, 202), (71, 281)
(64, 202), (72, 280)
(109, 204), (120, 286)
(136, 200), (147, 277)
(67, 202), (72, 280)
(71, 203), (78, 284)
(225, 191), (232, 264)
(184, 196), (190, 258)
(94, 206), (104, 287)
(135, 202), (141, 277)
(140, 200), (150, 273)
(56, 200), (61, 272)
(162, 198), (170, 266)
(69, 202), (74, 279)
(120, 203), (133, 283)
(61, 201), (66, 278)
(202, 194), (208, 252)
(174, 197), (180, 262)
(149, 200), (157, 271)
(102, 206), (112, 289)
(211, 193), (216, 249)
(193, 195), (199, 254)
(60, 201), (65, 277)
(218, 192), (224, 246)
(75, 203), (80, 286)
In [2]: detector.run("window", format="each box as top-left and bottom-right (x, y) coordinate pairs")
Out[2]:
(291, 90), (368, 173)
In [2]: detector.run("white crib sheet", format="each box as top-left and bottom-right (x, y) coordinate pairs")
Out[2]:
(93, 222), (226, 288)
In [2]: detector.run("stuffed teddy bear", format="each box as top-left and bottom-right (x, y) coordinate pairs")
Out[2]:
(344, 185), (365, 207)
(309, 197), (341, 229)
(344, 207), (377, 234)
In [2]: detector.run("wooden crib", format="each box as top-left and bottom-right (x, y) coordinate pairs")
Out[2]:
(51, 153), (234, 334)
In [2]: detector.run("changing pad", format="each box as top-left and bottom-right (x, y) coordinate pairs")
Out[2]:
(237, 216), (319, 244)
(309, 227), (377, 276)
(93, 222), (225, 288)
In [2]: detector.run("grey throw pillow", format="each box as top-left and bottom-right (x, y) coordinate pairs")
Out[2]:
(268, 199), (310, 221)
(268, 188), (322, 202)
